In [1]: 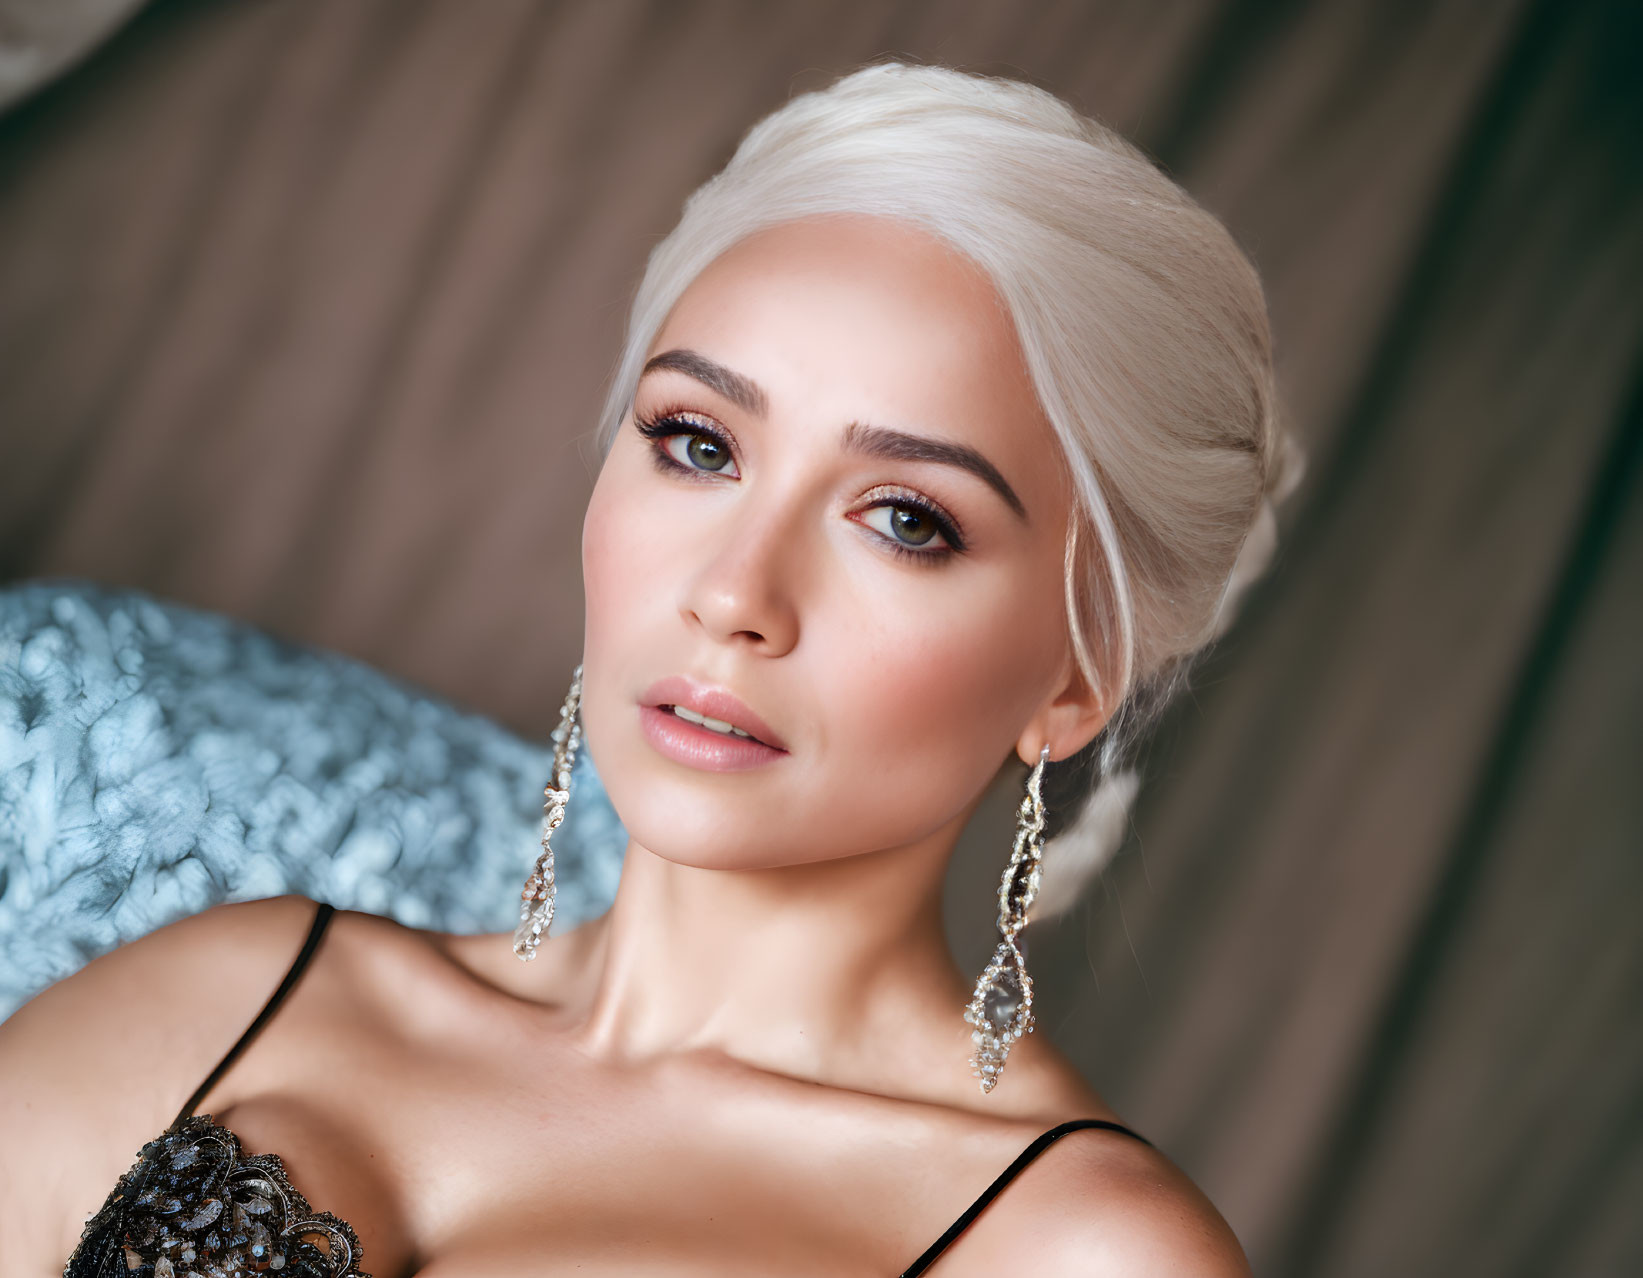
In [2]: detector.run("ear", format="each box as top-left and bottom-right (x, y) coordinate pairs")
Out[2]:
(1014, 652), (1110, 767)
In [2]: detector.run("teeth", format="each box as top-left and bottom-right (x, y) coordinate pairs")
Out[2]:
(667, 705), (754, 739)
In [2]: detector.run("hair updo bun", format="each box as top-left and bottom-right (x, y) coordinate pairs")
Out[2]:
(595, 61), (1307, 917)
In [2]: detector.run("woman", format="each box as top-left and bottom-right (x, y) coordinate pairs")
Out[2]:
(1, 62), (1299, 1275)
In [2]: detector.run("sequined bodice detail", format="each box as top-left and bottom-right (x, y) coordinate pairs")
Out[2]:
(64, 1114), (366, 1278)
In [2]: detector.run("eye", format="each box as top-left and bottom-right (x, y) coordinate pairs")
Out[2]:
(634, 410), (741, 479)
(860, 503), (943, 548)
(855, 490), (965, 563)
(662, 431), (737, 475)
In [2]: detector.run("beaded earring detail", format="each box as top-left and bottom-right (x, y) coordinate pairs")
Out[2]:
(964, 743), (1051, 1093)
(514, 662), (584, 961)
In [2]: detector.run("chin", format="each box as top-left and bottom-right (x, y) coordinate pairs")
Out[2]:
(620, 813), (795, 872)
(616, 780), (888, 873)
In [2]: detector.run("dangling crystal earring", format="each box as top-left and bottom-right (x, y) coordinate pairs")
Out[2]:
(514, 663), (584, 961)
(964, 743), (1051, 1093)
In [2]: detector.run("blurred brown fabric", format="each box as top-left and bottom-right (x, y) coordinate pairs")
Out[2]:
(1, 1), (1638, 1273)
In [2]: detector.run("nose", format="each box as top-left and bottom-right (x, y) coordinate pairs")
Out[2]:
(679, 500), (802, 657)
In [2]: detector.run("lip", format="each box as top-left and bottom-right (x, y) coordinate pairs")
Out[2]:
(637, 672), (789, 774)
(639, 675), (789, 752)
(639, 705), (787, 772)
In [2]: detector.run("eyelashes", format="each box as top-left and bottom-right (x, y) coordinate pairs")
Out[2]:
(632, 408), (967, 562)
(849, 484), (968, 563)
(635, 408), (739, 479)
(632, 408), (720, 452)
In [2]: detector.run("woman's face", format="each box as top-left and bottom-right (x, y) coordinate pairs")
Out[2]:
(580, 214), (1100, 871)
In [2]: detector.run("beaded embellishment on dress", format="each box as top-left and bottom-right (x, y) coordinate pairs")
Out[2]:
(64, 1114), (367, 1278)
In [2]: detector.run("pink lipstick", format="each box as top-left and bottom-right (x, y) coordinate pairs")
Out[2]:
(638, 675), (788, 772)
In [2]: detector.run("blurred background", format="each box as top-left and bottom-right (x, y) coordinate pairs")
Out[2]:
(1, 1), (1638, 1273)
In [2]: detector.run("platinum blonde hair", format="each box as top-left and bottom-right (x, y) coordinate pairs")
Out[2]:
(593, 62), (1305, 918)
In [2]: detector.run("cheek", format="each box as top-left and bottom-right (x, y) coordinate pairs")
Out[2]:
(578, 456), (673, 766)
(580, 474), (630, 636)
(581, 454), (673, 640)
(810, 558), (1064, 833)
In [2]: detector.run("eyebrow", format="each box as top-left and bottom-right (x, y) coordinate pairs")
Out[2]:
(639, 347), (1027, 520)
(840, 421), (1026, 520)
(643, 348), (769, 418)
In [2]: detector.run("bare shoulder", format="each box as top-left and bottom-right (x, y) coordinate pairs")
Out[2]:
(0, 894), (323, 1270)
(952, 1123), (1250, 1277)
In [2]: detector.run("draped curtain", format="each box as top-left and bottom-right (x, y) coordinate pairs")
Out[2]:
(1, 2), (1637, 1272)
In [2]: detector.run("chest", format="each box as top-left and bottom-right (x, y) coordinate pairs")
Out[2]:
(203, 1060), (988, 1277)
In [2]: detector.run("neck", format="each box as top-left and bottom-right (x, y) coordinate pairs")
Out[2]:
(560, 813), (978, 1093)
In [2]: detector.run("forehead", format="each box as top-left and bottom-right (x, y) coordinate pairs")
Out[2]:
(650, 215), (1066, 502)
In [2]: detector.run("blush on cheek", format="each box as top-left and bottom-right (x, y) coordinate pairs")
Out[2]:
(826, 609), (1037, 838)
(579, 464), (658, 760)
(580, 457), (670, 640)
(580, 497), (621, 631)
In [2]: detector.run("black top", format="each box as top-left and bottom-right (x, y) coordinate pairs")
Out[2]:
(897, 1117), (1153, 1276)
(65, 900), (1151, 1278)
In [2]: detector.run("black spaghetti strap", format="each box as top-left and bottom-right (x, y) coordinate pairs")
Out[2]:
(170, 900), (336, 1129)
(898, 1118), (1153, 1277)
